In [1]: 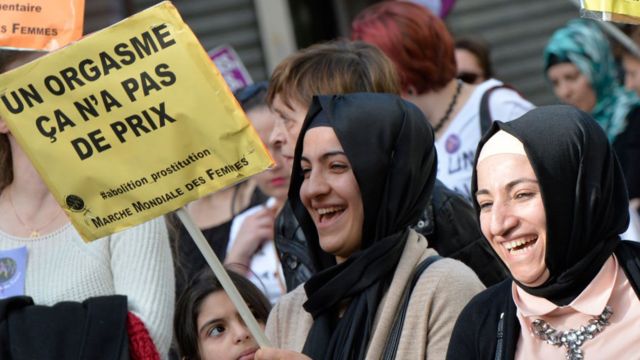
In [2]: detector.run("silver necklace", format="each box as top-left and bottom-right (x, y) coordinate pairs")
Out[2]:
(531, 305), (613, 360)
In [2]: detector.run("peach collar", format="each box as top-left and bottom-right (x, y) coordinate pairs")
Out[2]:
(512, 256), (617, 317)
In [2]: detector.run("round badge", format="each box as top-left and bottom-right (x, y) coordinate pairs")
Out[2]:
(445, 134), (461, 154)
(65, 195), (85, 212)
(0, 257), (17, 284)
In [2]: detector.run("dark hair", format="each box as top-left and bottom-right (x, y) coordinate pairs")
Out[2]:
(174, 269), (271, 360)
(455, 37), (494, 80)
(0, 133), (10, 193)
(0, 49), (33, 193)
(351, 1), (456, 94)
(0, 49), (31, 72)
(234, 81), (269, 112)
(544, 53), (571, 72)
(267, 40), (399, 109)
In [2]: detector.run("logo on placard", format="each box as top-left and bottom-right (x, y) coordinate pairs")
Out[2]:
(0, 258), (17, 284)
(445, 134), (461, 154)
(66, 195), (86, 212)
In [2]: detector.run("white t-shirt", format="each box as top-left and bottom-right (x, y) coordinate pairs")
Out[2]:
(228, 198), (285, 304)
(435, 79), (534, 199)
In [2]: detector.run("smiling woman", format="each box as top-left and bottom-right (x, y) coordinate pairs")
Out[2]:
(447, 105), (640, 360)
(475, 131), (548, 288)
(257, 93), (484, 360)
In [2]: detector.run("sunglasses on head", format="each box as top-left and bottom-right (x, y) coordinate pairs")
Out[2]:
(457, 72), (481, 84)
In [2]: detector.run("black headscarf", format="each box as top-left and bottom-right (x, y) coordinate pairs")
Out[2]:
(287, 93), (436, 359)
(472, 105), (630, 305)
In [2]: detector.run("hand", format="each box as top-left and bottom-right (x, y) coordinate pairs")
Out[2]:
(255, 347), (311, 360)
(225, 206), (277, 271)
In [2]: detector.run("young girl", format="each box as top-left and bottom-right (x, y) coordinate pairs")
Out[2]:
(174, 269), (271, 360)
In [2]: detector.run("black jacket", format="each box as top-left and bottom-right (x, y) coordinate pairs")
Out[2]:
(0, 295), (129, 360)
(274, 180), (507, 291)
(446, 241), (640, 360)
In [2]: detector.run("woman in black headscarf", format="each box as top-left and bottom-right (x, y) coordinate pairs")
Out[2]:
(446, 105), (640, 360)
(256, 93), (483, 360)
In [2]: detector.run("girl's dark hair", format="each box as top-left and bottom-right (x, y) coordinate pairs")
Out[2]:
(174, 269), (271, 360)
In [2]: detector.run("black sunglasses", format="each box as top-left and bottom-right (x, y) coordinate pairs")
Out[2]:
(457, 72), (481, 84)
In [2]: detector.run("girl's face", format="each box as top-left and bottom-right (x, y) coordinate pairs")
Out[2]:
(299, 126), (364, 263)
(547, 63), (597, 113)
(249, 106), (290, 201)
(196, 291), (262, 360)
(475, 153), (549, 287)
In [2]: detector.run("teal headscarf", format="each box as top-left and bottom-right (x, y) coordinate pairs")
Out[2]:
(544, 19), (638, 142)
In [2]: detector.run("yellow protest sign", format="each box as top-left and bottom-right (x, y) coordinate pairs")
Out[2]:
(0, 1), (273, 241)
(0, 0), (84, 50)
(582, 0), (640, 23)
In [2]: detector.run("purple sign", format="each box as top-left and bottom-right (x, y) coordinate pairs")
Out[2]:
(0, 246), (27, 299)
(208, 45), (254, 92)
(406, 0), (455, 18)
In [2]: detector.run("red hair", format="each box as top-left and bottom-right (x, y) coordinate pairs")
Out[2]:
(351, 1), (456, 94)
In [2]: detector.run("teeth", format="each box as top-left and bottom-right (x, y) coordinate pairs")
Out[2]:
(317, 206), (344, 215)
(503, 237), (537, 251)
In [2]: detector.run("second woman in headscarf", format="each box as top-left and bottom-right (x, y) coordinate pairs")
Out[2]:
(447, 105), (640, 359)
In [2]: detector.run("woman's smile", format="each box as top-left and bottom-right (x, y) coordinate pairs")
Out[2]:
(315, 205), (346, 225)
(501, 235), (538, 254)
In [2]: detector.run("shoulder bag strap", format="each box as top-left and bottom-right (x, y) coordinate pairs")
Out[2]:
(479, 84), (515, 135)
(381, 255), (442, 360)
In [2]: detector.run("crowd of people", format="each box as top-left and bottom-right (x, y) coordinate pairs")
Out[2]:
(1, 1), (640, 359)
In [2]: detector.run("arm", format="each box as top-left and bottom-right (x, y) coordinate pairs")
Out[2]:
(110, 217), (175, 357)
(265, 294), (282, 347)
(426, 261), (485, 360)
(264, 286), (312, 352)
(445, 281), (513, 360)
(446, 300), (485, 360)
